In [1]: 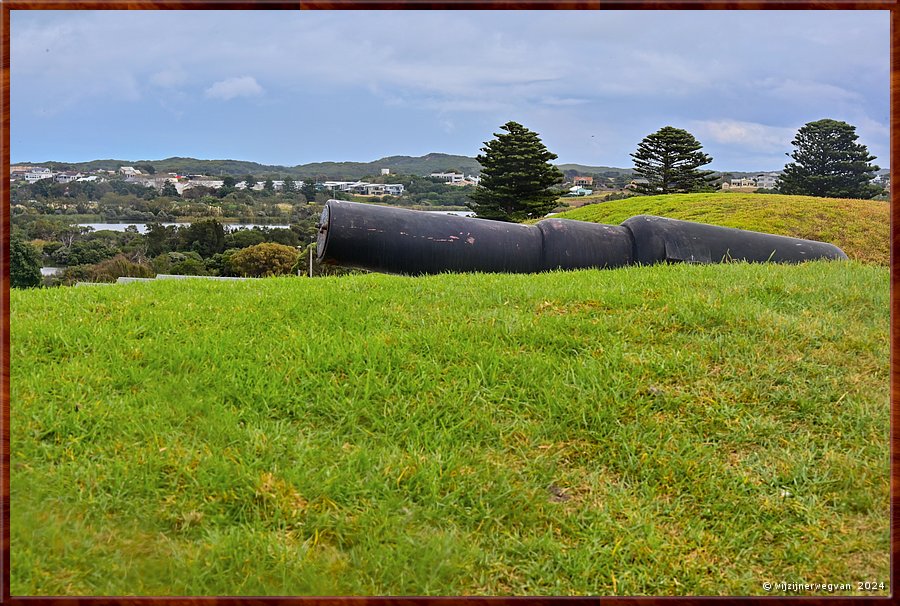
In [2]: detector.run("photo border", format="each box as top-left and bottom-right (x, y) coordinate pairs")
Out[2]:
(0, 1), (895, 603)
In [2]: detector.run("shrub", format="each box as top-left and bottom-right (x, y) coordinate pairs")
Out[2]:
(229, 242), (300, 277)
(88, 255), (155, 282)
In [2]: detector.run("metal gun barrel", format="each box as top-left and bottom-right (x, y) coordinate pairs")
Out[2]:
(316, 200), (847, 275)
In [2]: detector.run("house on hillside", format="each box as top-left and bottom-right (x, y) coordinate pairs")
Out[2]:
(119, 166), (142, 177)
(25, 168), (54, 183)
(130, 175), (187, 195)
(721, 172), (780, 191)
(321, 181), (360, 192)
(573, 176), (594, 188)
(754, 173), (779, 189)
(55, 171), (83, 183)
(431, 172), (466, 184)
(182, 179), (225, 191)
(625, 178), (649, 190)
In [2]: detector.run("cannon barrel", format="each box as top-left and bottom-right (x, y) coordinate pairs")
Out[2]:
(316, 200), (848, 275)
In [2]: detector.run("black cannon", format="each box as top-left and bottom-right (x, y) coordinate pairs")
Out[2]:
(316, 200), (848, 275)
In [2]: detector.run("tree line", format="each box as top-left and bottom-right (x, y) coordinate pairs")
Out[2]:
(11, 172), (475, 224)
(9, 213), (351, 288)
(467, 118), (883, 222)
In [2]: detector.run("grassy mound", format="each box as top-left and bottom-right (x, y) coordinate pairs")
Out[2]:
(554, 193), (889, 265)
(11, 262), (889, 596)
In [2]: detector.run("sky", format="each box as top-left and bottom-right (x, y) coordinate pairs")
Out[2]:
(10, 10), (890, 172)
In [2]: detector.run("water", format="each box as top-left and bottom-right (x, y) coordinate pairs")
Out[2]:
(77, 222), (291, 234)
(426, 210), (475, 217)
(78, 213), (472, 233)
(41, 267), (63, 276)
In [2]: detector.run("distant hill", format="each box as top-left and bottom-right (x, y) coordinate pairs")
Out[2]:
(28, 154), (637, 181)
(293, 153), (483, 180)
(26, 154), (879, 181)
(556, 163), (634, 177)
(27, 154), (481, 180)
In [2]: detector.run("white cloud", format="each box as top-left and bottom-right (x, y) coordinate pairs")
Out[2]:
(691, 119), (797, 152)
(540, 97), (590, 107)
(204, 76), (264, 101)
(758, 78), (861, 104)
(150, 67), (187, 89)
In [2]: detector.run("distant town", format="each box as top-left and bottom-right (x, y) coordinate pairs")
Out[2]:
(15, 162), (888, 199)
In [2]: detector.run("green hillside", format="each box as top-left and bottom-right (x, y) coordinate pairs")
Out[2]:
(11, 261), (889, 596)
(24, 154), (652, 181)
(295, 153), (482, 180)
(555, 193), (889, 265)
(24, 154), (484, 180)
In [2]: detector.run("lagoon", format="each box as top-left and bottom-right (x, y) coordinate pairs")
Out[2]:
(77, 222), (291, 234)
(77, 211), (473, 233)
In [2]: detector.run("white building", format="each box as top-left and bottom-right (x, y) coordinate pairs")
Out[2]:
(182, 179), (225, 191)
(431, 172), (466, 184)
(722, 172), (780, 190)
(322, 181), (364, 192)
(55, 171), (83, 183)
(25, 168), (54, 183)
(754, 173), (780, 189)
(119, 166), (142, 177)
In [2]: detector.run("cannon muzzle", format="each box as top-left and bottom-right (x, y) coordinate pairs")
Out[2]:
(316, 200), (847, 275)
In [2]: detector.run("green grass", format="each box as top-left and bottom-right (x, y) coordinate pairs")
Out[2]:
(553, 193), (890, 265)
(11, 261), (889, 596)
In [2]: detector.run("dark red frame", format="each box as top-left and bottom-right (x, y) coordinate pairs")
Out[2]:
(0, 1), (895, 604)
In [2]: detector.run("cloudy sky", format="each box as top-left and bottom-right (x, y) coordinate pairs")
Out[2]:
(11, 10), (889, 171)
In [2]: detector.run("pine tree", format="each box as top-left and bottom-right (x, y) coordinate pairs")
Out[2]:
(282, 176), (296, 193)
(630, 126), (717, 195)
(301, 180), (318, 203)
(778, 119), (880, 199)
(161, 179), (179, 197)
(466, 121), (563, 222)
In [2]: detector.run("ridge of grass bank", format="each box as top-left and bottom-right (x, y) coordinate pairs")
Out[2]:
(11, 262), (889, 596)
(554, 193), (889, 265)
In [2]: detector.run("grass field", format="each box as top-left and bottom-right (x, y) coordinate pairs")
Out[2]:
(553, 192), (890, 266)
(11, 260), (889, 596)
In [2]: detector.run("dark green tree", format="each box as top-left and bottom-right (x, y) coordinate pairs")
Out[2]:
(225, 228), (267, 249)
(282, 176), (296, 193)
(10, 237), (41, 288)
(242, 175), (256, 191)
(264, 178), (275, 193)
(301, 180), (318, 202)
(222, 176), (237, 188)
(778, 119), (881, 199)
(161, 179), (180, 197)
(145, 223), (178, 257)
(180, 219), (226, 258)
(630, 126), (717, 194)
(466, 121), (563, 222)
